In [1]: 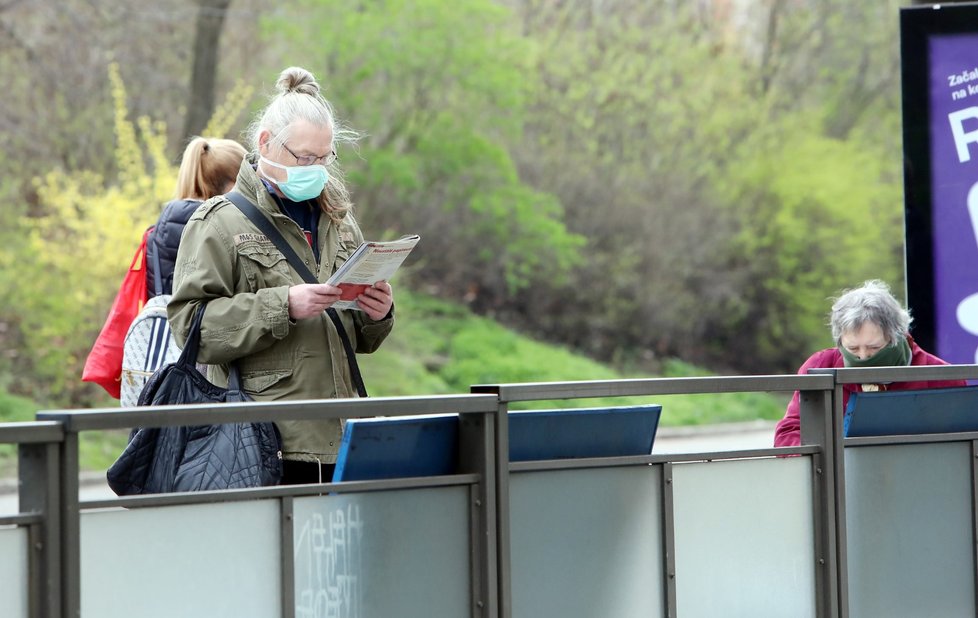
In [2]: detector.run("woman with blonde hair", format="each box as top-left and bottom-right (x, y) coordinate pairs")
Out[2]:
(146, 137), (247, 297)
(83, 137), (245, 404)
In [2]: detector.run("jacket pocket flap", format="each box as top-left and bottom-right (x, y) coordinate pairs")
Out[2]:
(237, 243), (287, 268)
(242, 368), (292, 393)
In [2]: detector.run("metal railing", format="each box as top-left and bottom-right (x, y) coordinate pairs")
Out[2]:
(2, 364), (977, 617)
(27, 394), (499, 618)
(473, 373), (836, 618)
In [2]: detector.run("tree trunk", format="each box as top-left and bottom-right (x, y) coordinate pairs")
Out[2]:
(182, 0), (232, 142)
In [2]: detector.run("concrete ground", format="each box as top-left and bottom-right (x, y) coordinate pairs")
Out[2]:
(652, 419), (777, 454)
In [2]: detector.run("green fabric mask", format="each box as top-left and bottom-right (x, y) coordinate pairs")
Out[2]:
(839, 336), (911, 368)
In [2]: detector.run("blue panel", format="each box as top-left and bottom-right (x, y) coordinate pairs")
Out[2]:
(844, 386), (978, 437)
(332, 414), (459, 482)
(509, 405), (662, 462)
(332, 405), (663, 482)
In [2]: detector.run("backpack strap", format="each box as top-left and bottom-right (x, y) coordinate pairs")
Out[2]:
(150, 227), (164, 298)
(225, 191), (368, 398)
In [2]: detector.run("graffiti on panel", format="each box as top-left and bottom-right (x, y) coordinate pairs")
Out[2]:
(295, 503), (365, 618)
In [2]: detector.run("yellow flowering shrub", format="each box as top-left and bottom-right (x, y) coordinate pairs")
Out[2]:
(4, 63), (251, 405)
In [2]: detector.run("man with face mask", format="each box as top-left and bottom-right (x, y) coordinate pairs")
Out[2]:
(773, 279), (964, 447)
(168, 67), (395, 485)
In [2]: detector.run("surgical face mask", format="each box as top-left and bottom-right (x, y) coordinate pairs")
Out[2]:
(259, 156), (329, 202)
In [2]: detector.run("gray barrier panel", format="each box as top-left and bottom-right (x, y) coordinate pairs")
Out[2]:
(293, 486), (471, 618)
(845, 442), (976, 617)
(0, 526), (28, 618)
(80, 501), (281, 617)
(672, 457), (817, 618)
(509, 466), (665, 618)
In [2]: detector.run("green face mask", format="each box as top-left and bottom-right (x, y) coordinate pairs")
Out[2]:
(839, 336), (911, 368)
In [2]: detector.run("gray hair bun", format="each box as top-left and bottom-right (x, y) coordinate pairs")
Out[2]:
(276, 66), (321, 97)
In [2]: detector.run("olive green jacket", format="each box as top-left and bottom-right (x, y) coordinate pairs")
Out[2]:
(168, 156), (394, 463)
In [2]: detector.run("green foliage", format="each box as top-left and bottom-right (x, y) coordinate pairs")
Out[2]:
(443, 323), (619, 388)
(1, 64), (171, 404)
(203, 80), (256, 139)
(0, 391), (37, 476)
(655, 359), (789, 424)
(758, 0), (903, 145)
(360, 291), (623, 393)
(0, 390), (128, 476)
(0, 63), (251, 405)
(0, 390), (36, 423)
(490, 1), (908, 374)
(78, 430), (132, 474)
(489, 3), (766, 365)
(0, 0), (915, 409)
(261, 0), (585, 296)
(359, 291), (787, 420)
(1, 291), (786, 476)
(715, 113), (904, 368)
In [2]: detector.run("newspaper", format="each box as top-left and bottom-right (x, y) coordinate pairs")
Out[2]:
(326, 235), (420, 311)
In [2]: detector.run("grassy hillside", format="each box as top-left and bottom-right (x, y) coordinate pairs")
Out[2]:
(1, 291), (788, 473)
(360, 292), (788, 421)
(0, 390), (132, 476)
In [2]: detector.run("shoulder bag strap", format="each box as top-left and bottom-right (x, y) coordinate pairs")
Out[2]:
(190, 301), (249, 399)
(225, 191), (368, 397)
(175, 300), (205, 368)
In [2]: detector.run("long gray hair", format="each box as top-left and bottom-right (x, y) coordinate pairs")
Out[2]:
(829, 279), (912, 345)
(244, 66), (358, 218)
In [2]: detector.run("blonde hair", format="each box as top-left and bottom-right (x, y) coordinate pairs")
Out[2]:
(175, 137), (247, 200)
(245, 66), (359, 221)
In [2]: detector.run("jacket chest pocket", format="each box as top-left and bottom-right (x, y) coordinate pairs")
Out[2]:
(236, 242), (294, 290)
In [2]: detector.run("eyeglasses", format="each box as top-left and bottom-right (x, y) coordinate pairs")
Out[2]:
(282, 142), (337, 166)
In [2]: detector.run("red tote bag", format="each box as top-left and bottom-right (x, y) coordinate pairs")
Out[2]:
(81, 227), (152, 398)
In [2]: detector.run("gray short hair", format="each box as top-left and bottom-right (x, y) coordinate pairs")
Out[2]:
(829, 279), (912, 344)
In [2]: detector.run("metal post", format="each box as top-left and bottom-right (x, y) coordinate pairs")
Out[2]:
(59, 431), (80, 618)
(661, 462), (677, 618)
(971, 439), (978, 614)
(830, 382), (850, 618)
(493, 404), (511, 618)
(18, 442), (61, 618)
(799, 386), (840, 618)
(280, 496), (295, 618)
(459, 410), (498, 618)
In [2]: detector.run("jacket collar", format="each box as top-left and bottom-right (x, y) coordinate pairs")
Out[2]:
(235, 153), (283, 219)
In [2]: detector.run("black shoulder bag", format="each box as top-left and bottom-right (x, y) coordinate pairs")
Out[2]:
(106, 303), (283, 495)
(225, 191), (368, 397)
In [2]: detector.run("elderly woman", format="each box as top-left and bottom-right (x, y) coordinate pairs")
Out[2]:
(168, 66), (395, 484)
(774, 279), (965, 447)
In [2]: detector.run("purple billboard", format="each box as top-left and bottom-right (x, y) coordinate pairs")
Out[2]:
(902, 4), (978, 365)
(929, 34), (978, 364)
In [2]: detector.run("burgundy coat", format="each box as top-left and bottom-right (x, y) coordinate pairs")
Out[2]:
(773, 336), (965, 447)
